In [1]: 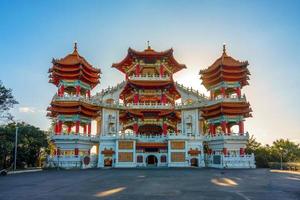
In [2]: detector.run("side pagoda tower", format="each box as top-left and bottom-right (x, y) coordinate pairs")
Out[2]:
(200, 45), (255, 168)
(47, 43), (101, 168)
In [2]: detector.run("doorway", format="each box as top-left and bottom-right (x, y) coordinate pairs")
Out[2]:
(190, 158), (198, 167)
(146, 155), (158, 166)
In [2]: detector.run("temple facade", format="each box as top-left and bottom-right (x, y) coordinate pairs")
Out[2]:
(47, 43), (255, 169)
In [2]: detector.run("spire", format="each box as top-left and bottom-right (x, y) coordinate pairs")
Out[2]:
(73, 41), (78, 53)
(147, 40), (151, 50)
(222, 43), (227, 55)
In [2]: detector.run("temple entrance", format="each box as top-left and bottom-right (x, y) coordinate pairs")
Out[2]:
(146, 155), (158, 166)
(104, 158), (112, 167)
(190, 158), (198, 167)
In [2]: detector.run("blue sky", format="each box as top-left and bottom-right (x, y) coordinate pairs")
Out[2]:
(0, 0), (299, 144)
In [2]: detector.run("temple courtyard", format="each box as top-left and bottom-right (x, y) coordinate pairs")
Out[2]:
(0, 168), (299, 200)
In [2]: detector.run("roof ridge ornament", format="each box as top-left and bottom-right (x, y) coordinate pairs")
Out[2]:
(222, 43), (226, 55)
(74, 41), (78, 53)
(147, 40), (151, 50)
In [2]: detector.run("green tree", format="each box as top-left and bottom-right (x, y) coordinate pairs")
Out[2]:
(0, 122), (48, 169)
(0, 81), (18, 121)
(246, 135), (261, 154)
(269, 139), (300, 162)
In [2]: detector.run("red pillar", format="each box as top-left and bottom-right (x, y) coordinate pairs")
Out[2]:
(221, 87), (226, 98)
(60, 85), (64, 97)
(67, 125), (71, 134)
(227, 124), (231, 135)
(57, 121), (62, 134)
(223, 148), (227, 156)
(236, 87), (241, 98)
(239, 121), (244, 134)
(75, 148), (79, 156)
(87, 90), (91, 98)
(88, 123), (91, 136)
(76, 85), (81, 96)
(162, 123), (168, 135)
(209, 124), (213, 135)
(133, 123), (138, 134)
(210, 91), (214, 100)
(135, 64), (140, 76)
(75, 121), (80, 134)
(57, 148), (61, 156)
(240, 148), (245, 156)
(212, 124), (216, 136)
(83, 124), (87, 135)
(221, 121), (227, 134)
(159, 65), (164, 76)
(161, 94), (167, 104)
(133, 94), (139, 104)
(54, 123), (58, 135)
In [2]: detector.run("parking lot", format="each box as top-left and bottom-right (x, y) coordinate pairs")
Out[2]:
(0, 168), (299, 200)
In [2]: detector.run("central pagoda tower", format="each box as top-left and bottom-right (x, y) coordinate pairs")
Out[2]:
(112, 44), (185, 137)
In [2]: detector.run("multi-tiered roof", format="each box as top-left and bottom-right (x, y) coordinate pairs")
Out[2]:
(49, 43), (101, 88)
(200, 45), (250, 89)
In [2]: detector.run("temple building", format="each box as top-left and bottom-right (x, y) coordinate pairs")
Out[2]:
(47, 43), (255, 169)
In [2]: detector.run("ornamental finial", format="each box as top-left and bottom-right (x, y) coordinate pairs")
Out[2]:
(223, 43), (226, 54)
(147, 40), (151, 49)
(74, 41), (78, 51)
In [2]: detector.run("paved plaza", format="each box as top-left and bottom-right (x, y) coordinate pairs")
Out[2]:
(0, 168), (299, 200)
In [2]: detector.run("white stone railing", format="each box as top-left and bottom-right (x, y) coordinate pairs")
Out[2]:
(175, 101), (205, 109)
(51, 133), (99, 142)
(52, 94), (207, 110)
(128, 74), (170, 81)
(204, 132), (249, 141)
(206, 95), (247, 106)
(206, 153), (255, 168)
(99, 132), (202, 140)
(126, 102), (173, 109)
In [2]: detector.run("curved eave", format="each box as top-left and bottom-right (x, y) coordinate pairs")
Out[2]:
(112, 47), (186, 74)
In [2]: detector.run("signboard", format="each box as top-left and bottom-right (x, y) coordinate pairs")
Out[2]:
(171, 141), (185, 149)
(118, 141), (134, 149)
(171, 152), (185, 162)
(118, 152), (133, 162)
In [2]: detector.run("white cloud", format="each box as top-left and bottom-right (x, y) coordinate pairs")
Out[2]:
(19, 107), (36, 113)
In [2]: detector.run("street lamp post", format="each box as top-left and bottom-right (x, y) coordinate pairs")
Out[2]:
(279, 147), (283, 170)
(57, 147), (60, 171)
(13, 127), (19, 171)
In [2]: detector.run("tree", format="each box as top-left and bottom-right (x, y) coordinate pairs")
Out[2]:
(0, 81), (18, 121)
(246, 135), (261, 154)
(270, 139), (300, 162)
(0, 122), (48, 169)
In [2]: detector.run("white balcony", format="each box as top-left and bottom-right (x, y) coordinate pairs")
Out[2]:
(206, 95), (247, 106)
(125, 102), (173, 109)
(205, 132), (249, 141)
(128, 74), (170, 81)
(51, 133), (99, 142)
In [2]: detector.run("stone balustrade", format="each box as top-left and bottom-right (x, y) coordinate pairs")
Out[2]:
(128, 74), (170, 81)
(206, 153), (255, 168)
(51, 133), (99, 142)
(206, 95), (247, 106)
(126, 102), (173, 109)
(204, 132), (249, 141)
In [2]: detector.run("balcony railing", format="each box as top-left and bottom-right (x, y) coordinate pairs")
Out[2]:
(204, 132), (249, 141)
(51, 133), (99, 142)
(206, 95), (247, 106)
(128, 74), (170, 81)
(126, 102), (173, 109)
